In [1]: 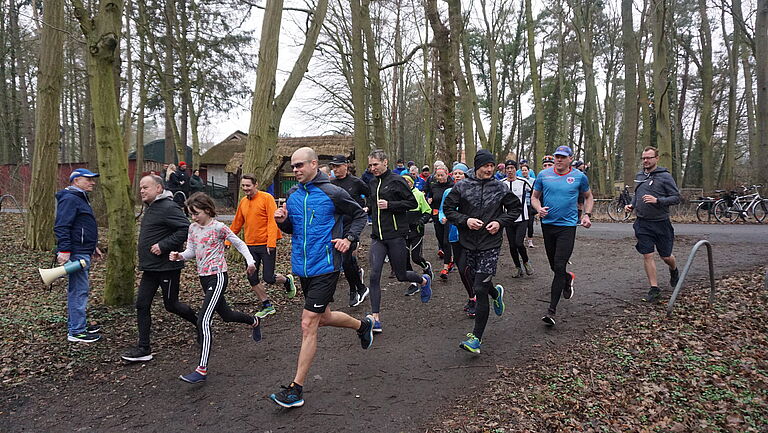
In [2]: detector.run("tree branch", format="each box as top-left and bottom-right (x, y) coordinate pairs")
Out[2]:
(379, 43), (427, 71)
(240, 0), (314, 15)
(69, 0), (93, 35)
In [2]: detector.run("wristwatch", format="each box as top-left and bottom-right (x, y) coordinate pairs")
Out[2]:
(345, 234), (357, 242)
(585, 212), (592, 218)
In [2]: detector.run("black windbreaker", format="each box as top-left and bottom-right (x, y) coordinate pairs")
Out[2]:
(137, 192), (189, 272)
(367, 169), (417, 240)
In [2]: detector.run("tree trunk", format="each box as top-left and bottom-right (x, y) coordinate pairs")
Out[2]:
(755, 0), (768, 186)
(721, 8), (738, 187)
(696, 0), (714, 192)
(621, 0), (639, 187)
(732, 0), (757, 181)
(349, 0), (369, 174)
(448, 0), (476, 161)
(121, 0), (133, 156)
(243, 0), (329, 186)
(25, 0), (64, 250)
(525, 0), (545, 171)
(71, 0), (136, 306)
(425, 0), (456, 163)
(132, 0), (148, 196)
(360, 0), (388, 155)
(651, 0), (673, 171)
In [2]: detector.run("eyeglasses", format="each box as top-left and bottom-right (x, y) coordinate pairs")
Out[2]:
(291, 160), (311, 169)
(641, 156), (657, 160)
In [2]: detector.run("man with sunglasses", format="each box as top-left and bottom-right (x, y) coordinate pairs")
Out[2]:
(269, 147), (374, 408)
(624, 146), (680, 303)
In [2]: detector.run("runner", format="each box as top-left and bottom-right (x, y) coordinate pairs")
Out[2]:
(444, 150), (522, 354)
(519, 164), (536, 248)
(367, 149), (433, 333)
(624, 146), (681, 303)
(169, 193), (262, 384)
(228, 174), (296, 319)
(531, 145), (594, 327)
(269, 147), (374, 408)
(328, 154), (371, 307)
(501, 160), (534, 278)
(402, 173), (434, 296)
(425, 166), (454, 278)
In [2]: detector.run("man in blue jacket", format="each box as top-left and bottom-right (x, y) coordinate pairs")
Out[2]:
(54, 168), (103, 343)
(269, 147), (374, 409)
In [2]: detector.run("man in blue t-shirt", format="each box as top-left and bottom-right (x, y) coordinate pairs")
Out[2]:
(531, 145), (594, 327)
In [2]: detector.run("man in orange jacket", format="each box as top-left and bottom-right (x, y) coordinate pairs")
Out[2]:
(229, 174), (297, 318)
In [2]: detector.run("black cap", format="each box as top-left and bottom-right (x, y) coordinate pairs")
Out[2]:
(329, 154), (348, 166)
(505, 159), (517, 168)
(474, 149), (496, 169)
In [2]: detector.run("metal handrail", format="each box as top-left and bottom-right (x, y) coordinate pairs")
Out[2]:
(0, 193), (25, 225)
(666, 239), (716, 316)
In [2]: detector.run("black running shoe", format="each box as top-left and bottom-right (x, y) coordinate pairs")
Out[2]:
(121, 345), (153, 362)
(669, 268), (680, 288)
(86, 324), (101, 334)
(404, 283), (420, 296)
(349, 291), (360, 307)
(643, 286), (661, 304)
(357, 315), (375, 349)
(541, 315), (556, 327)
(563, 272), (575, 300)
(270, 383), (304, 408)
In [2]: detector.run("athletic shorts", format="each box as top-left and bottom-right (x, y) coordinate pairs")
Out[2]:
(300, 271), (340, 313)
(246, 245), (277, 286)
(633, 218), (675, 257)
(465, 247), (501, 276)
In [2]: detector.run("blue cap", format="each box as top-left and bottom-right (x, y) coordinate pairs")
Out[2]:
(452, 162), (469, 173)
(554, 145), (573, 157)
(69, 168), (100, 182)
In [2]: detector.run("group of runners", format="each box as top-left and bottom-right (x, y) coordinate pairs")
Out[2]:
(55, 143), (681, 409)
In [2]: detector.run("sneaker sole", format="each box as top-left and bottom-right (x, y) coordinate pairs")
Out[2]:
(459, 343), (480, 354)
(372, 328), (383, 334)
(179, 375), (206, 384)
(67, 335), (101, 343)
(255, 309), (276, 319)
(285, 276), (297, 299)
(493, 285), (505, 316)
(122, 354), (153, 362)
(356, 287), (370, 305)
(541, 316), (556, 327)
(360, 316), (375, 349)
(564, 272), (575, 300)
(270, 394), (304, 408)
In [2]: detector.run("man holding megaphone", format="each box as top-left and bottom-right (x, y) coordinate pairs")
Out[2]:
(54, 168), (103, 343)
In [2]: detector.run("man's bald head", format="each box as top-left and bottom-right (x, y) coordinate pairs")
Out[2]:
(139, 174), (165, 203)
(142, 174), (165, 187)
(293, 147), (318, 162)
(291, 147), (319, 184)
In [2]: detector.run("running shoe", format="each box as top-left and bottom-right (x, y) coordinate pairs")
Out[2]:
(349, 291), (360, 307)
(513, 267), (523, 278)
(438, 249), (444, 259)
(359, 268), (365, 285)
(270, 383), (304, 408)
(527, 239), (534, 248)
(563, 272), (575, 300)
(121, 345), (153, 362)
(357, 286), (370, 304)
(643, 286), (661, 304)
(492, 284), (505, 316)
(463, 299), (473, 312)
(466, 300), (476, 318)
(67, 332), (101, 343)
(459, 333), (481, 354)
(255, 303), (276, 319)
(541, 315), (556, 327)
(179, 370), (207, 384)
(357, 315), (375, 349)
(404, 283), (420, 296)
(252, 317), (262, 342)
(424, 261), (434, 280)
(86, 323), (101, 334)
(669, 268), (680, 288)
(524, 262), (534, 275)
(420, 275), (432, 303)
(447, 261), (454, 272)
(284, 274), (297, 299)
(439, 268), (449, 280)
(372, 320), (383, 334)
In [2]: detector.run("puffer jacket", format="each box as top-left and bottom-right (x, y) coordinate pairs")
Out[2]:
(137, 191), (189, 272)
(367, 169), (417, 240)
(279, 171), (367, 278)
(54, 187), (98, 254)
(443, 173), (522, 251)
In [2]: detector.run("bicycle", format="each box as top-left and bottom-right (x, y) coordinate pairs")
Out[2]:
(713, 185), (766, 223)
(695, 194), (719, 222)
(607, 185), (633, 222)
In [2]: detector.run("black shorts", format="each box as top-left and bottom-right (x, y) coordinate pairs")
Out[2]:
(246, 245), (277, 286)
(465, 247), (501, 275)
(301, 271), (340, 313)
(634, 218), (675, 257)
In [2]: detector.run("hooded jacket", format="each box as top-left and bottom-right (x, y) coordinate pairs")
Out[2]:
(137, 191), (190, 272)
(631, 166), (681, 221)
(54, 187), (98, 255)
(279, 171), (367, 278)
(405, 187), (432, 239)
(443, 173), (522, 251)
(367, 169), (418, 240)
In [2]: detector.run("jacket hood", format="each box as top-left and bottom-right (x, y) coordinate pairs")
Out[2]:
(152, 190), (173, 203)
(639, 166), (670, 176)
(307, 170), (331, 185)
(56, 186), (87, 201)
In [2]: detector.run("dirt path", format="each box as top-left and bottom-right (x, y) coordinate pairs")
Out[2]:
(3, 223), (766, 432)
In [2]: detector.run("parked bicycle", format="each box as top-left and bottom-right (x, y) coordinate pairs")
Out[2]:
(607, 185), (634, 222)
(695, 194), (719, 222)
(713, 185), (766, 223)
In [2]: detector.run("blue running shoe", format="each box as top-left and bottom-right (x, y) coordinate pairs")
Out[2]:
(358, 315), (375, 349)
(372, 320), (383, 334)
(459, 333), (481, 354)
(252, 316), (262, 342)
(270, 383), (304, 408)
(179, 370), (207, 384)
(420, 274), (432, 303)
(492, 284), (505, 316)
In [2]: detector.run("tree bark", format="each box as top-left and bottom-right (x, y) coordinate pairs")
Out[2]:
(621, 0), (639, 187)
(732, 0), (757, 181)
(651, 0), (673, 171)
(525, 0), (545, 172)
(755, 0), (768, 186)
(722, 7), (738, 187)
(349, 0), (369, 174)
(71, 0), (136, 306)
(25, 0), (65, 250)
(360, 0), (388, 155)
(696, 0), (714, 192)
(425, 0), (456, 163)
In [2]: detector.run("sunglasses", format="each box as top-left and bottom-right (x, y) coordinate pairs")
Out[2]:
(291, 160), (311, 169)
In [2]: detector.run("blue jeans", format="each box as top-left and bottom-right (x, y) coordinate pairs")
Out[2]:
(67, 253), (92, 336)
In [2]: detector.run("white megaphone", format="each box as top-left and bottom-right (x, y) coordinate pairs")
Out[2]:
(39, 259), (87, 285)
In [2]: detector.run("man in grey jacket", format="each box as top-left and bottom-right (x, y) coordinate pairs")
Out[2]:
(121, 175), (197, 362)
(625, 146), (681, 303)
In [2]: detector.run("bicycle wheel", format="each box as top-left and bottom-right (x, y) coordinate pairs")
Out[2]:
(713, 200), (739, 223)
(753, 199), (768, 223)
(695, 201), (713, 222)
(606, 199), (626, 221)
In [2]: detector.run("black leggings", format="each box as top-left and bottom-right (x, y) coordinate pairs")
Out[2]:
(197, 272), (254, 368)
(451, 241), (475, 298)
(369, 237), (424, 314)
(541, 224), (577, 315)
(433, 220), (453, 264)
(527, 209), (535, 237)
(506, 221), (530, 267)
(341, 243), (365, 293)
(405, 235), (429, 271)
(136, 269), (197, 350)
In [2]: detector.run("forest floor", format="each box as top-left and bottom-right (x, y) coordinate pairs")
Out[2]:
(0, 213), (766, 432)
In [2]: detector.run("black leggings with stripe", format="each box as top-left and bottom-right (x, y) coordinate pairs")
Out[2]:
(197, 272), (254, 368)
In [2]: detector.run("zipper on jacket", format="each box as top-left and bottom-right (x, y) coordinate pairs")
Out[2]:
(376, 178), (383, 240)
(81, 228), (84, 244)
(302, 185), (309, 277)
(392, 215), (397, 231)
(309, 209), (315, 225)
(325, 245), (331, 265)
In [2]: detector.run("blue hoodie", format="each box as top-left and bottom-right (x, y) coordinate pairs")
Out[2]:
(54, 187), (99, 254)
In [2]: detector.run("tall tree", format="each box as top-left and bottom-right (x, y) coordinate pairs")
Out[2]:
(25, 0), (65, 250)
(349, 0), (370, 174)
(696, 0), (714, 192)
(651, 0), (673, 171)
(721, 7), (738, 186)
(756, 0), (768, 186)
(525, 0), (545, 171)
(243, 0), (329, 186)
(425, 0), (457, 163)
(71, 0), (136, 306)
(361, 0), (388, 155)
(621, 0), (639, 187)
